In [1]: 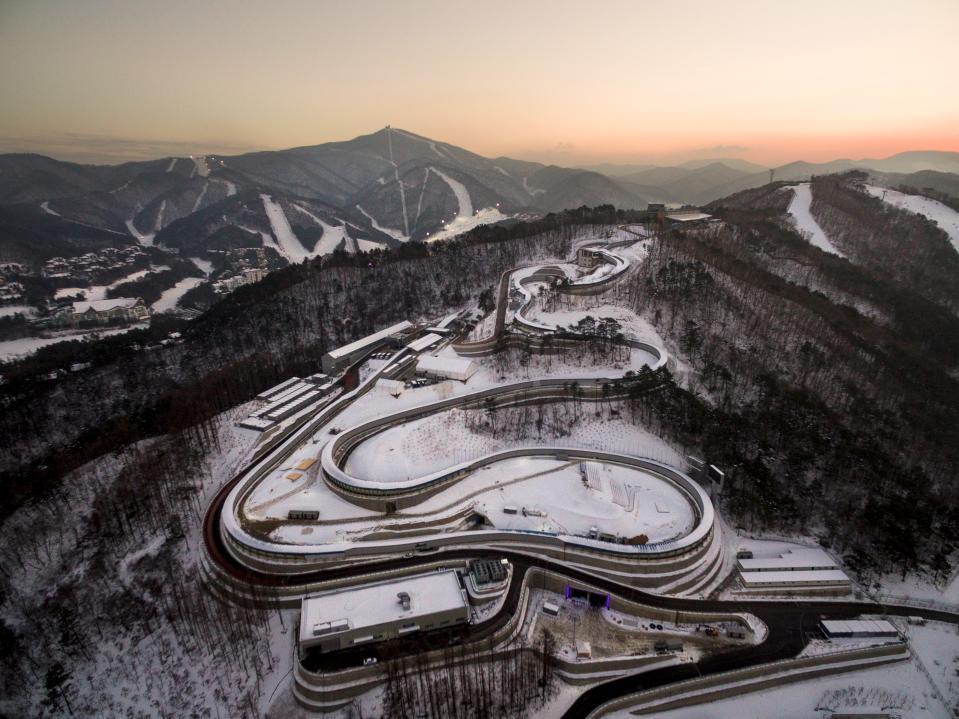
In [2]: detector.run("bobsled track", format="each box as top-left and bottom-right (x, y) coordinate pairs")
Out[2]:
(201, 229), (959, 717)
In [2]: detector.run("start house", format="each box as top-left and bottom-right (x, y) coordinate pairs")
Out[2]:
(298, 570), (469, 655)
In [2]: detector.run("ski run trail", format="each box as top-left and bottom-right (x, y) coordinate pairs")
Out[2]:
(291, 203), (354, 255)
(787, 183), (844, 257)
(355, 204), (406, 243)
(261, 194), (311, 263)
(865, 184), (959, 253)
(387, 127), (411, 236)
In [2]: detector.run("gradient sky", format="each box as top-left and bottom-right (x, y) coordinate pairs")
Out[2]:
(1, 0), (957, 166)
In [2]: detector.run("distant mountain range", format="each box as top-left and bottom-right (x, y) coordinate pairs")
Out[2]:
(1, 127), (958, 268)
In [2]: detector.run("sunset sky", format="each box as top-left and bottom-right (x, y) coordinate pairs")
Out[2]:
(1, 0), (957, 167)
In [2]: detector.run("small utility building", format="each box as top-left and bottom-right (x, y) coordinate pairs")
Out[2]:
(299, 571), (469, 654)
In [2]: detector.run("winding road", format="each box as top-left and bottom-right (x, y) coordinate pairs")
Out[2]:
(202, 231), (959, 717)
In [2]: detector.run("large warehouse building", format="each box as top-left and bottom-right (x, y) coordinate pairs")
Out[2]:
(322, 321), (414, 375)
(298, 570), (469, 654)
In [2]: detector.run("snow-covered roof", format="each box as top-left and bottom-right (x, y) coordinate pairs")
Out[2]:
(72, 297), (141, 313)
(406, 332), (443, 353)
(256, 377), (302, 400)
(665, 211), (712, 222)
(738, 548), (836, 572)
(326, 321), (413, 359)
(416, 354), (477, 380)
(298, 570), (467, 643)
(821, 619), (897, 636)
(740, 569), (850, 586)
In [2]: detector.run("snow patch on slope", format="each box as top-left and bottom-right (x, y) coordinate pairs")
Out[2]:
(261, 194), (310, 262)
(291, 202), (352, 255)
(212, 177), (236, 196)
(786, 183), (844, 257)
(423, 166), (506, 243)
(865, 184), (959, 253)
(40, 201), (59, 216)
(152, 277), (205, 312)
(125, 219), (155, 247)
(524, 176), (546, 196)
(191, 182), (208, 212)
(165, 158), (177, 173)
(355, 204), (407, 242)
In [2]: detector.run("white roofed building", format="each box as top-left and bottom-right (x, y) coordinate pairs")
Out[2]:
(63, 297), (149, 326)
(322, 320), (413, 374)
(298, 570), (469, 654)
(416, 354), (478, 382)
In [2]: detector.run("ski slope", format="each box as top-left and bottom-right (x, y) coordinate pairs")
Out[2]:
(291, 203), (352, 255)
(152, 277), (205, 312)
(355, 204), (408, 242)
(261, 194), (310, 263)
(421, 166), (507, 243)
(787, 184), (844, 257)
(865, 185), (959, 253)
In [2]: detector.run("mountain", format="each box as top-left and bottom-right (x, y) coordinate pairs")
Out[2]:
(678, 157), (768, 173)
(867, 169), (959, 198)
(3, 134), (959, 273)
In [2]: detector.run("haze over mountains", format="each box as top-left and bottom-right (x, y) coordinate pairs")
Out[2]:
(2, 126), (959, 268)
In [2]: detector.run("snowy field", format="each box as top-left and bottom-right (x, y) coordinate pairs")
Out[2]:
(610, 621), (958, 719)
(0, 304), (37, 318)
(53, 265), (171, 302)
(0, 323), (147, 362)
(345, 408), (682, 483)
(786, 183), (845, 256)
(152, 276), (205, 312)
(525, 301), (667, 348)
(865, 184), (959, 252)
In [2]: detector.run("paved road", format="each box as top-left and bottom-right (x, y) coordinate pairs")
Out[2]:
(205, 454), (958, 716)
(204, 227), (959, 715)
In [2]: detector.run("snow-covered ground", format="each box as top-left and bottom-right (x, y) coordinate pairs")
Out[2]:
(865, 184), (959, 252)
(344, 406), (681, 485)
(191, 181), (208, 212)
(0, 324), (146, 362)
(612, 621), (958, 719)
(290, 202), (352, 255)
(356, 203), (407, 242)
(191, 155), (210, 177)
(261, 193), (309, 263)
(423, 166), (508, 243)
(152, 277), (205, 312)
(786, 183), (845, 256)
(52, 266), (172, 302)
(525, 302), (666, 347)
(0, 304), (37, 318)
(212, 177), (236, 196)
(189, 256), (213, 275)
(425, 206), (508, 244)
(125, 218), (156, 246)
(0, 404), (292, 718)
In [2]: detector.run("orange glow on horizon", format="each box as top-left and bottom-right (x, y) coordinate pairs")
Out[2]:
(1, 0), (957, 167)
